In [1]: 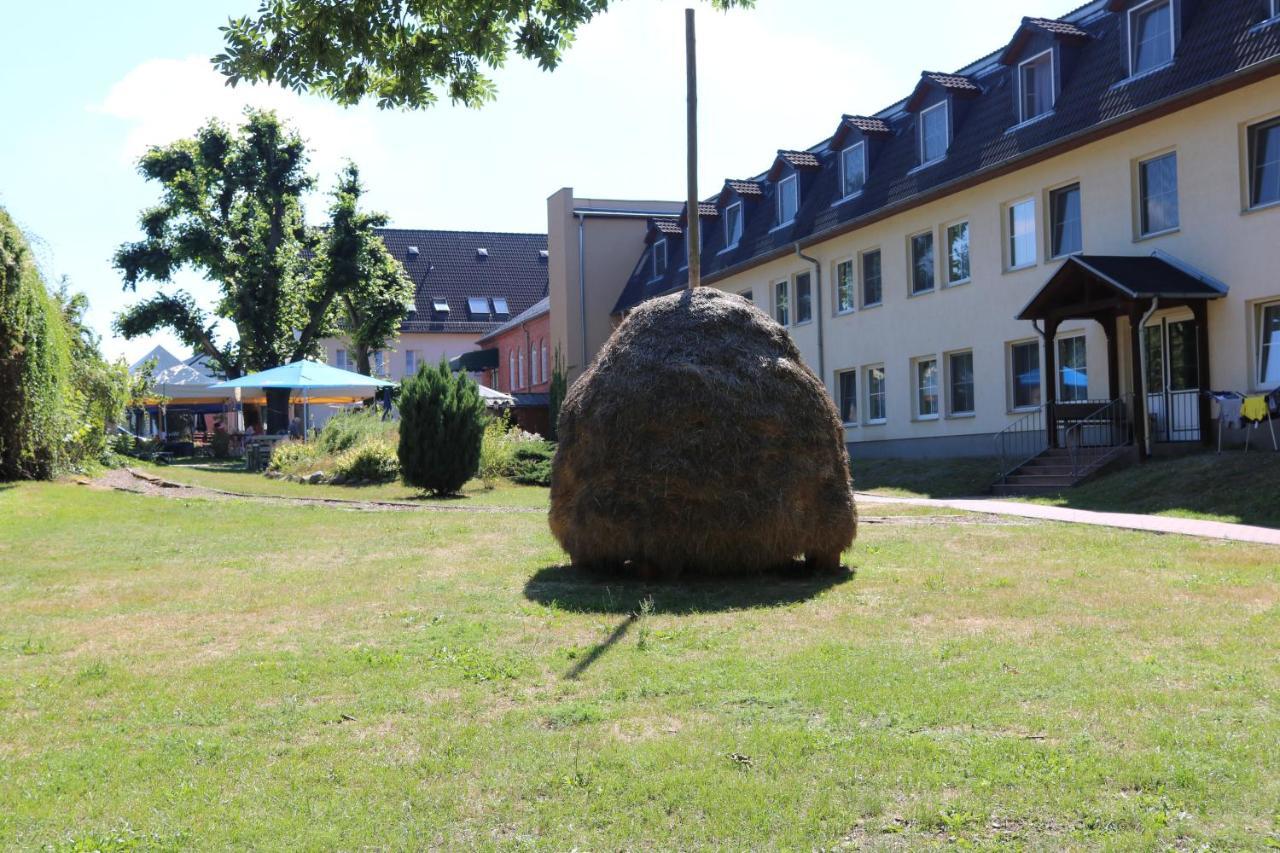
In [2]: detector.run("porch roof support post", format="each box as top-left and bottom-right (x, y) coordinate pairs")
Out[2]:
(1192, 300), (1212, 447)
(1043, 316), (1060, 447)
(1129, 304), (1150, 461)
(1101, 315), (1120, 402)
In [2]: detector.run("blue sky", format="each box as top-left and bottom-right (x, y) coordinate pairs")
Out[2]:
(1, 0), (1074, 362)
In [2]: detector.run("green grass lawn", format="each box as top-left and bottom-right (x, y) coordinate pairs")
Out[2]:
(852, 456), (998, 498)
(2, 482), (1278, 849)
(1023, 452), (1280, 529)
(140, 458), (551, 508)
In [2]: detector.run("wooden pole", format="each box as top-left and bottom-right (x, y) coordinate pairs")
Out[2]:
(685, 7), (700, 290)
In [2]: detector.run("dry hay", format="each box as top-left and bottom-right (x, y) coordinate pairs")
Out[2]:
(549, 288), (856, 577)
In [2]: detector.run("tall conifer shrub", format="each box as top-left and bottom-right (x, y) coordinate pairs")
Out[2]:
(398, 358), (485, 495)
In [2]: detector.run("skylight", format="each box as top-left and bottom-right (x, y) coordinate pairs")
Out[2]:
(467, 297), (490, 317)
(432, 298), (450, 313)
(491, 297), (510, 317)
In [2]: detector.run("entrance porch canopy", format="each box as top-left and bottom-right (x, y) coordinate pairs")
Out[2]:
(1016, 253), (1226, 455)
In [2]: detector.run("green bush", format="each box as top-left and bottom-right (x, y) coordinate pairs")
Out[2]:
(210, 431), (231, 459)
(268, 440), (322, 474)
(319, 408), (395, 455)
(398, 358), (485, 495)
(334, 439), (399, 483)
(478, 413), (515, 488)
(508, 441), (554, 487)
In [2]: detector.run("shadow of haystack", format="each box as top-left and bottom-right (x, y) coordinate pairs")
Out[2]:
(523, 563), (854, 616)
(550, 288), (858, 577)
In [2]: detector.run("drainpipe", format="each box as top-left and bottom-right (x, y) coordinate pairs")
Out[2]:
(793, 244), (826, 388)
(1137, 297), (1160, 456)
(576, 213), (588, 371)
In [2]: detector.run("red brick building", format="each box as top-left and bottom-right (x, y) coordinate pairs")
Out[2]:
(476, 296), (552, 435)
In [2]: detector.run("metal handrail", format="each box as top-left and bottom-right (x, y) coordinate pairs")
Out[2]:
(1062, 394), (1132, 479)
(994, 405), (1046, 483)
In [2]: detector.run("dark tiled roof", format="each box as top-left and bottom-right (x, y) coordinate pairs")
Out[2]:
(1025, 16), (1089, 38)
(777, 150), (822, 169)
(652, 217), (684, 235)
(697, 201), (720, 217)
(615, 0), (1280, 314)
(378, 228), (548, 335)
(476, 296), (550, 344)
(724, 179), (764, 197)
(842, 115), (893, 135)
(922, 71), (982, 92)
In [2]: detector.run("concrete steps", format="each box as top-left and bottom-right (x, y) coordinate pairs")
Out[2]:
(992, 445), (1129, 496)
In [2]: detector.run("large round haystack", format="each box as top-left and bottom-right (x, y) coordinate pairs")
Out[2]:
(549, 287), (856, 577)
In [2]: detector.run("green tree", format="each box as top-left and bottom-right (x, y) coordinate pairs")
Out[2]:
(398, 358), (485, 495)
(114, 110), (411, 430)
(311, 163), (414, 376)
(548, 344), (567, 441)
(215, 0), (753, 110)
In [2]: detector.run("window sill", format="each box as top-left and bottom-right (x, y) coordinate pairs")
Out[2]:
(864, 419), (887, 427)
(947, 411), (976, 420)
(908, 157), (947, 176)
(834, 308), (856, 317)
(944, 278), (971, 288)
(1050, 250), (1083, 262)
(1243, 199), (1280, 215)
(1110, 60), (1175, 90)
(717, 244), (740, 256)
(1247, 15), (1279, 34)
(768, 221), (797, 234)
(1005, 262), (1037, 274)
(1135, 226), (1179, 242)
(908, 288), (936, 299)
(914, 414), (940, 422)
(831, 191), (864, 207)
(1006, 109), (1055, 134)
(841, 421), (858, 429)
(860, 301), (883, 310)
(793, 319), (814, 327)
(1009, 406), (1040, 415)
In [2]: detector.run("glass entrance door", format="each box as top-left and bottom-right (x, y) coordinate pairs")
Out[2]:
(1143, 317), (1200, 442)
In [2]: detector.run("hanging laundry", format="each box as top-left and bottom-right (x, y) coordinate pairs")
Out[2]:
(1216, 396), (1243, 429)
(1242, 395), (1269, 423)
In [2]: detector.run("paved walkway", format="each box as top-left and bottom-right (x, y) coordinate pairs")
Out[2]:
(856, 492), (1280, 546)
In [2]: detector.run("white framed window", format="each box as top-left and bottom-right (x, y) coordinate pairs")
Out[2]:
(724, 202), (743, 248)
(794, 272), (813, 324)
(651, 239), (667, 280)
(335, 348), (348, 370)
(541, 341), (549, 385)
(1018, 49), (1055, 123)
(373, 350), (386, 377)
(909, 230), (935, 294)
(860, 249), (883, 307)
(840, 142), (866, 198)
(774, 279), (790, 326)
(1057, 335), (1088, 402)
(865, 365), (887, 424)
(467, 296), (490, 317)
(1247, 117), (1280, 210)
(1138, 151), (1179, 236)
(1129, 0), (1174, 76)
(835, 259), (855, 314)
(431, 297), (450, 314)
(1009, 339), (1042, 411)
(518, 348), (526, 389)
(776, 174), (799, 226)
(919, 101), (949, 166)
(530, 345), (539, 386)
(837, 369), (858, 425)
(914, 356), (940, 420)
(1257, 300), (1280, 387)
(947, 350), (975, 416)
(405, 350), (418, 375)
(945, 220), (970, 286)
(509, 350), (516, 392)
(1272, 0), (1280, 19)
(1007, 197), (1037, 269)
(1049, 183), (1083, 257)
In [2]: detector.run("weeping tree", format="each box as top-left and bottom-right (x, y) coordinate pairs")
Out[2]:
(215, 0), (752, 110)
(115, 110), (411, 432)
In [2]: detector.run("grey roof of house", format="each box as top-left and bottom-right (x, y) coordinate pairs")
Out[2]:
(476, 296), (551, 344)
(1018, 254), (1228, 319)
(378, 228), (548, 335)
(615, 0), (1280, 315)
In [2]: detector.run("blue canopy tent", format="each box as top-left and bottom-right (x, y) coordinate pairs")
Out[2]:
(209, 360), (395, 436)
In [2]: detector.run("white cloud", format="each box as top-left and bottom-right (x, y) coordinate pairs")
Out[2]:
(94, 55), (385, 204)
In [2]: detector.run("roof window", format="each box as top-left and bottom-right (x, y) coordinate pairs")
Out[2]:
(432, 298), (450, 313)
(476, 247), (489, 258)
(491, 297), (510, 318)
(467, 297), (490, 317)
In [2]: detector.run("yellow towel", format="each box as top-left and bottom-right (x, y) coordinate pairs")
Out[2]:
(1242, 395), (1269, 422)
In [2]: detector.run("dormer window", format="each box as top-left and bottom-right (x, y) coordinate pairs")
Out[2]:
(651, 239), (667, 280)
(724, 202), (743, 248)
(1129, 0), (1173, 75)
(840, 142), (866, 198)
(776, 174), (798, 226)
(1018, 50), (1055, 122)
(919, 101), (949, 165)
